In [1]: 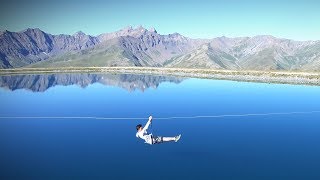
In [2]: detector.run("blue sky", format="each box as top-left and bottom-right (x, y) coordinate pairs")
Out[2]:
(0, 0), (319, 40)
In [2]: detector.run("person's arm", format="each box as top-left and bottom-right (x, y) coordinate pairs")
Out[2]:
(142, 116), (152, 131)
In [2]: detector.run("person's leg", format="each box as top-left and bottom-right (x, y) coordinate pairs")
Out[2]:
(163, 135), (181, 142)
(162, 137), (176, 142)
(152, 135), (181, 144)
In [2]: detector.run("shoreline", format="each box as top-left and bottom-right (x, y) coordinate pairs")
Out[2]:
(1, 67), (320, 86)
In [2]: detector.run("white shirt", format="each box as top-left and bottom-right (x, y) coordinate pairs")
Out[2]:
(136, 119), (152, 145)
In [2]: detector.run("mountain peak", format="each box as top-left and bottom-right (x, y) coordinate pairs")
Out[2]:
(135, 25), (147, 33)
(169, 32), (182, 36)
(118, 25), (148, 34)
(252, 35), (276, 40)
(149, 27), (157, 33)
(73, 31), (86, 37)
(121, 26), (133, 32)
(136, 25), (144, 29)
(22, 28), (43, 33)
(167, 32), (188, 41)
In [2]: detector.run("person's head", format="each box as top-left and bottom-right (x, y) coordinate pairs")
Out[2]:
(136, 124), (142, 132)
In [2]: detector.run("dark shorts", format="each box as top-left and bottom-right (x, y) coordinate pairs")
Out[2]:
(151, 135), (163, 144)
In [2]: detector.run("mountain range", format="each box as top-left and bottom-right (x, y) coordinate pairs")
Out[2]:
(1, 26), (320, 71)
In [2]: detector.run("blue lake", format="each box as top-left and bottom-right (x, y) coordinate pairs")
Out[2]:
(0, 73), (320, 179)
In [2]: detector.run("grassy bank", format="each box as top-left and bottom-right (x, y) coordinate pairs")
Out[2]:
(1, 67), (320, 86)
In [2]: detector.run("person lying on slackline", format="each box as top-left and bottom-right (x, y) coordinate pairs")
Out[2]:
(136, 116), (181, 145)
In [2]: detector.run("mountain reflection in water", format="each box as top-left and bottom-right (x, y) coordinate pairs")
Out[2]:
(0, 73), (185, 92)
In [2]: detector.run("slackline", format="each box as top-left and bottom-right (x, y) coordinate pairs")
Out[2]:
(0, 110), (320, 120)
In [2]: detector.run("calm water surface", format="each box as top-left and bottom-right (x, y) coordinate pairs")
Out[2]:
(0, 73), (320, 180)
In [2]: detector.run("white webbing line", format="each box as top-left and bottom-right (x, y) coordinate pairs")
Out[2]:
(0, 111), (320, 120)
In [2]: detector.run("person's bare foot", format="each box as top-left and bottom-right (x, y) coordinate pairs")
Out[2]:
(175, 134), (181, 142)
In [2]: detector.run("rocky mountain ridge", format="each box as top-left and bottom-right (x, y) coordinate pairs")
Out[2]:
(1, 26), (319, 71)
